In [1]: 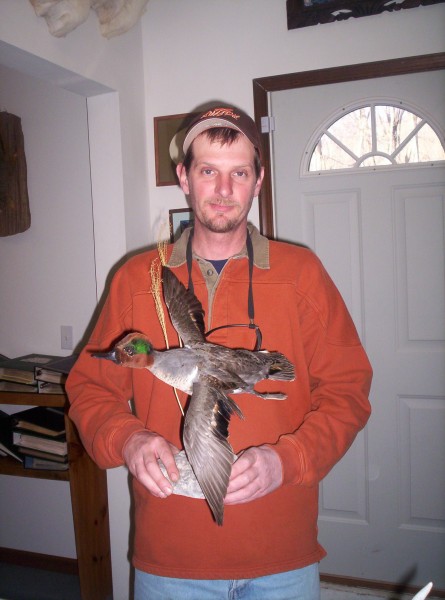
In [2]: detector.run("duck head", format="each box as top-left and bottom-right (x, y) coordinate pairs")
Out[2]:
(92, 332), (154, 369)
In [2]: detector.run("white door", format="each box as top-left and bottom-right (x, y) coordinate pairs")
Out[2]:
(270, 70), (445, 589)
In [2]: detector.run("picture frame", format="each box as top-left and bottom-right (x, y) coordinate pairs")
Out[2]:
(169, 208), (194, 243)
(154, 112), (198, 186)
(286, 0), (445, 29)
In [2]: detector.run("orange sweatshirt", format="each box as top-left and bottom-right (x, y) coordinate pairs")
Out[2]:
(66, 225), (372, 579)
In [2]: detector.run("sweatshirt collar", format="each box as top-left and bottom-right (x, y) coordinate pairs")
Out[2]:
(167, 223), (270, 269)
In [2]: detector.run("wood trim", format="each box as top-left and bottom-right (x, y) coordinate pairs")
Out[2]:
(321, 573), (445, 598)
(252, 52), (445, 239)
(2, 547), (443, 597)
(253, 82), (273, 237)
(0, 547), (78, 575)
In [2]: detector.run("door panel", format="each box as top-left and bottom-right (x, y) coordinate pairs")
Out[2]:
(270, 70), (445, 588)
(301, 189), (364, 336)
(394, 185), (445, 345)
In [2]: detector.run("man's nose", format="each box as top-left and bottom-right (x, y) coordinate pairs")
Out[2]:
(215, 173), (233, 198)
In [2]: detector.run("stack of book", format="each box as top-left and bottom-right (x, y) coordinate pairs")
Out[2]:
(0, 406), (68, 471)
(0, 353), (78, 394)
(0, 409), (23, 462)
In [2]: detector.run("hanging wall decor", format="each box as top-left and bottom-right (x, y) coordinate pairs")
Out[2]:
(0, 112), (31, 236)
(154, 112), (199, 186)
(286, 0), (445, 29)
(29, 0), (150, 39)
(169, 208), (194, 243)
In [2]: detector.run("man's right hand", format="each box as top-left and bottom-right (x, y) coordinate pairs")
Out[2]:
(122, 431), (180, 498)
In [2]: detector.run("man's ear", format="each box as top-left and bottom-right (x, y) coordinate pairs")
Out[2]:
(176, 163), (190, 194)
(254, 166), (265, 197)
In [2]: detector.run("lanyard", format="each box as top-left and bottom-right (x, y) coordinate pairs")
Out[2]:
(185, 229), (262, 350)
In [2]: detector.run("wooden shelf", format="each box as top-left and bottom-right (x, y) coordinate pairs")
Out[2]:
(0, 391), (66, 407)
(0, 391), (113, 600)
(0, 455), (69, 480)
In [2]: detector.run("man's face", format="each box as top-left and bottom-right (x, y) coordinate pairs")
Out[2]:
(177, 133), (264, 234)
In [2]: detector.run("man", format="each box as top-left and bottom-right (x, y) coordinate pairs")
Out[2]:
(67, 105), (372, 600)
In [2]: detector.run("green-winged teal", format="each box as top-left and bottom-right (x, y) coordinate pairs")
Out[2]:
(94, 266), (295, 525)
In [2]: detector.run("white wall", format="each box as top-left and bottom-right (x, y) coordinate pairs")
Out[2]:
(0, 1), (444, 599)
(142, 0), (445, 242)
(0, 64), (99, 560)
(0, 4), (144, 598)
(0, 0), (148, 253)
(0, 65), (97, 356)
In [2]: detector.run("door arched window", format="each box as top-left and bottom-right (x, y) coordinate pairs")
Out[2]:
(306, 101), (445, 174)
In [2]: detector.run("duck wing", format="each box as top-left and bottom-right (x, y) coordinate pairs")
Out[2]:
(162, 266), (205, 345)
(183, 381), (243, 525)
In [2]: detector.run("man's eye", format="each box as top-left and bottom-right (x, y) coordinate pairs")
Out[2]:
(234, 170), (247, 177)
(202, 168), (213, 176)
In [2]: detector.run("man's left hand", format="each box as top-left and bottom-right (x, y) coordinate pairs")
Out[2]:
(224, 445), (283, 505)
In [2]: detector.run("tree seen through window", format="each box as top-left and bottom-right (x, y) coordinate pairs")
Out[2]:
(308, 103), (445, 172)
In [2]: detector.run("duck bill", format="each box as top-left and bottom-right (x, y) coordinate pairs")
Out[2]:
(92, 350), (119, 364)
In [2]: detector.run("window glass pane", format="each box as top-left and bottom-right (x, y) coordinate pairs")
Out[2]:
(375, 105), (422, 155)
(328, 107), (372, 156)
(309, 135), (356, 171)
(394, 123), (445, 163)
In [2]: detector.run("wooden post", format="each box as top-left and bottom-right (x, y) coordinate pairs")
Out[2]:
(66, 415), (113, 600)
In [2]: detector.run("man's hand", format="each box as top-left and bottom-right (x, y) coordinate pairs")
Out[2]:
(224, 445), (283, 506)
(123, 431), (180, 498)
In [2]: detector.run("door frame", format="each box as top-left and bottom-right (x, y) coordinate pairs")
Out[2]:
(252, 52), (445, 239)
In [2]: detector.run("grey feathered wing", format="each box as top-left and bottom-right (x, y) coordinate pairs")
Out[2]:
(183, 382), (243, 525)
(162, 266), (205, 345)
(162, 266), (243, 524)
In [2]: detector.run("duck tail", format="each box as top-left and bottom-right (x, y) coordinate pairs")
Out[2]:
(217, 393), (244, 423)
(266, 352), (295, 381)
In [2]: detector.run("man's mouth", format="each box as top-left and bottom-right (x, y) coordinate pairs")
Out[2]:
(208, 200), (237, 212)
(212, 204), (233, 213)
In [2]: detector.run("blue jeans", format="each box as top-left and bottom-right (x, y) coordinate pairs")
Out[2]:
(134, 563), (320, 600)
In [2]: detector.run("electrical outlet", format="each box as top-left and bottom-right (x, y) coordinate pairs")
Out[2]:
(61, 325), (74, 350)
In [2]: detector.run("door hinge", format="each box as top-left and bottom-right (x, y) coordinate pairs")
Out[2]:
(261, 116), (275, 134)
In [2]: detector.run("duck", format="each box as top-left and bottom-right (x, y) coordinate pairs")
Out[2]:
(93, 266), (295, 525)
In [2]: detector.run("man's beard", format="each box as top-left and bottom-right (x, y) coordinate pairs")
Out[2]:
(196, 198), (252, 233)
(200, 213), (238, 233)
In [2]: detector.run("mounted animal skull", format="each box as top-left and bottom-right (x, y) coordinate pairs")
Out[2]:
(29, 0), (150, 38)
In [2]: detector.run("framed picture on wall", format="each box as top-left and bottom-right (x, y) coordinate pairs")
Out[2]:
(154, 112), (198, 186)
(286, 0), (445, 29)
(169, 208), (194, 243)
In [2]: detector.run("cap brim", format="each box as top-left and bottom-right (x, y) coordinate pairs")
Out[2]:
(169, 127), (187, 164)
(182, 118), (243, 154)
